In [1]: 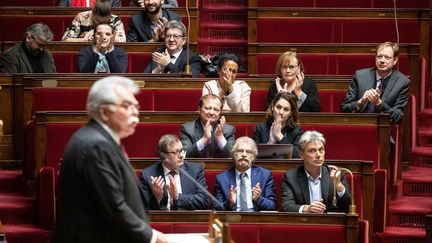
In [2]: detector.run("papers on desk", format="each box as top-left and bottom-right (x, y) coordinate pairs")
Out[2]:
(164, 233), (209, 243)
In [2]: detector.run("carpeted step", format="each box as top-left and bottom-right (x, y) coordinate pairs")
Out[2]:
(410, 146), (432, 167)
(0, 194), (36, 224)
(418, 127), (432, 147)
(0, 170), (25, 194)
(375, 226), (426, 243)
(2, 224), (51, 243)
(388, 196), (432, 228)
(402, 166), (432, 197)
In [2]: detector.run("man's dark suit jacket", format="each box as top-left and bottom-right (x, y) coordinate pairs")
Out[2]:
(266, 77), (321, 112)
(77, 46), (128, 73)
(0, 42), (56, 73)
(180, 118), (236, 158)
(253, 122), (302, 158)
(140, 161), (211, 210)
(340, 67), (410, 124)
(215, 165), (276, 211)
(144, 48), (201, 77)
(53, 120), (153, 243)
(281, 164), (352, 214)
(127, 9), (182, 42)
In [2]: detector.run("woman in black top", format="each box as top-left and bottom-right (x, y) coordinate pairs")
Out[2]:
(266, 51), (321, 112)
(254, 92), (303, 158)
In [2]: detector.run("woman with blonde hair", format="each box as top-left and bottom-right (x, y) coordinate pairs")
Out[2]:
(266, 51), (321, 112)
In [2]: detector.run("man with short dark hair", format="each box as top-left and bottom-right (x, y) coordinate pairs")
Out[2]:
(127, 0), (182, 42)
(0, 23), (56, 73)
(180, 94), (236, 158)
(140, 134), (211, 210)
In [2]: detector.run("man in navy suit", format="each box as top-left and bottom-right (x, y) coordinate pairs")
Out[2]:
(341, 41), (410, 124)
(54, 76), (166, 243)
(215, 136), (276, 211)
(140, 134), (211, 210)
(281, 131), (352, 214)
(144, 20), (201, 77)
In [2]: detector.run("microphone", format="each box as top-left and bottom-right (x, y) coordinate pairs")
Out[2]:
(329, 165), (357, 215)
(177, 165), (225, 210)
(183, 0), (192, 76)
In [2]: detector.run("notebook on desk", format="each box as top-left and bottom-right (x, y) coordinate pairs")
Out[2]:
(257, 144), (293, 159)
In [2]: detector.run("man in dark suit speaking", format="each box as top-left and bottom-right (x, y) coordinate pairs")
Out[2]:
(341, 41), (410, 124)
(140, 134), (211, 210)
(54, 76), (166, 243)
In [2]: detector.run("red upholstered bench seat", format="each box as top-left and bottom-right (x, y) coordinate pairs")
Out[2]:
(256, 18), (420, 44)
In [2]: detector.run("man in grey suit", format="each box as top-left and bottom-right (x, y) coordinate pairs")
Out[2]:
(0, 23), (56, 73)
(181, 94), (236, 158)
(140, 134), (211, 210)
(54, 76), (166, 243)
(341, 41), (410, 124)
(281, 131), (352, 214)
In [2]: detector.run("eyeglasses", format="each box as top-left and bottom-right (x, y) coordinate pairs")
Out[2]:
(107, 101), (140, 112)
(164, 34), (184, 40)
(30, 36), (49, 49)
(235, 149), (254, 156)
(281, 65), (299, 71)
(166, 149), (186, 157)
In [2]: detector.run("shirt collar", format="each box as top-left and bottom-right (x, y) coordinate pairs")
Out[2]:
(376, 70), (392, 81)
(236, 167), (252, 178)
(304, 167), (322, 181)
(94, 119), (120, 145)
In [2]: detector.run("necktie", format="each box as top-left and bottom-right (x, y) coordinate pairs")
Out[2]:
(366, 78), (383, 113)
(239, 172), (248, 211)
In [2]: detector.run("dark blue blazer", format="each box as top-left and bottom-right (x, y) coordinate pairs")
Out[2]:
(140, 161), (211, 210)
(215, 165), (276, 211)
(77, 46), (128, 73)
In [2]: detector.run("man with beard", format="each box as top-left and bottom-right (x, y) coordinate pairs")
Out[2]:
(341, 41), (410, 124)
(281, 131), (352, 214)
(77, 23), (128, 73)
(127, 0), (182, 42)
(180, 94), (236, 158)
(54, 76), (167, 243)
(0, 23), (56, 73)
(140, 134), (211, 210)
(215, 136), (276, 211)
(144, 20), (201, 77)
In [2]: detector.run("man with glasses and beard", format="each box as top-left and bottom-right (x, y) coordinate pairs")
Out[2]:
(140, 134), (211, 210)
(127, 0), (182, 42)
(0, 23), (56, 73)
(144, 20), (201, 77)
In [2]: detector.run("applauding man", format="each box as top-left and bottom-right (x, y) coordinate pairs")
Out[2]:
(140, 134), (211, 210)
(215, 137), (276, 211)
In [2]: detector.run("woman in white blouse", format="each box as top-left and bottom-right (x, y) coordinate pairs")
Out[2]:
(202, 53), (251, 112)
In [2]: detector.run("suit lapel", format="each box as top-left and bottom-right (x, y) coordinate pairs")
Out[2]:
(381, 73), (397, 102)
(297, 168), (310, 204)
(321, 166), (331, 205)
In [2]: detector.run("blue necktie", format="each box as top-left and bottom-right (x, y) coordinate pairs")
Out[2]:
(239, 172), (248, 211)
